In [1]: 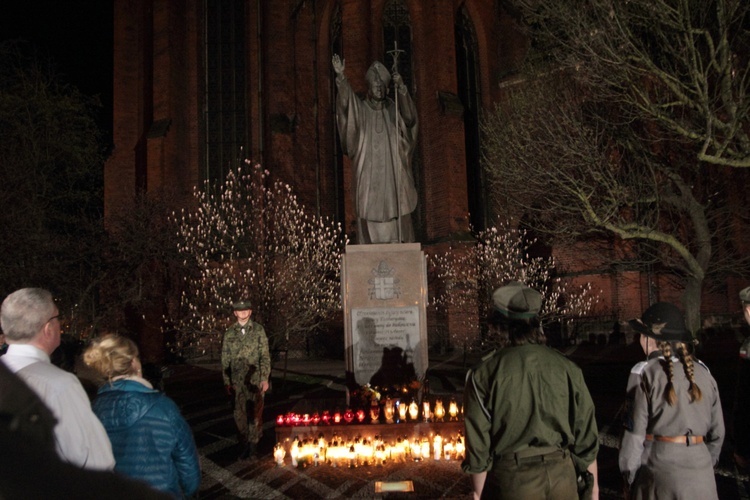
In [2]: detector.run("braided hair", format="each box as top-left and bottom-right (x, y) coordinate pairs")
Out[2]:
(657, 340), (702, 406)
(658, 341), (677, 406)
(675, 342), (703, 403)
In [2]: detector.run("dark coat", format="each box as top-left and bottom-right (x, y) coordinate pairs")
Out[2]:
(93, 379), (201, 498)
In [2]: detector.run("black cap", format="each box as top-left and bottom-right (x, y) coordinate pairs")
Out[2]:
(629, 302), (691, 342)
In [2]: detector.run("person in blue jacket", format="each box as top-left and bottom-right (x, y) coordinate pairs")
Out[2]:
(84, 334), (201, 498)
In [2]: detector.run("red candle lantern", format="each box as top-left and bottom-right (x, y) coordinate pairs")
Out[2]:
(311, 413), (321, 425)
(356, 408), (366, 423)
(322, 410), (331, 425)
(343, 408), (354, 423)
(284, 413), (293, 426)
(302, 413), (311, 426)
(276, 414), (285, 426)
(333, 411), (342, 424)
(291, 413), (301, 426)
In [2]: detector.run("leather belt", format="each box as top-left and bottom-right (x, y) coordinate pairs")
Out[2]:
(646, 434), (704, 445)
(495, 446), (567, 465)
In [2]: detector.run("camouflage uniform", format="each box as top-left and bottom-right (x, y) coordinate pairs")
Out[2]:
(221, 320), (271, 445)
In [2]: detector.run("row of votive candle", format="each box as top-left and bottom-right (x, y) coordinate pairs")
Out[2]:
(276, 398), (462, 427)
(273, 433), (465, 467)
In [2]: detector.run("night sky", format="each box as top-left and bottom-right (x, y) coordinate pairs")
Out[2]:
(1, 0), (114, 135)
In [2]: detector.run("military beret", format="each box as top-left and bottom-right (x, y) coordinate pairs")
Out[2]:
(232, 300), (252, 311)
(740, 286), (750, 304)
(629, 302), (692, 342)
(492, 282), (542, 319)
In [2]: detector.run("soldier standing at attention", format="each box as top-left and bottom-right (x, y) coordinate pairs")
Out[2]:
(221, 300), (271, 460)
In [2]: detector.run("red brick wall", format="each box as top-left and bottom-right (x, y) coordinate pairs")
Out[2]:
(108, 0), (748, 348)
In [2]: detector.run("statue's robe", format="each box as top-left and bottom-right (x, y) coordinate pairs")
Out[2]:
(335, 74), (418, 243)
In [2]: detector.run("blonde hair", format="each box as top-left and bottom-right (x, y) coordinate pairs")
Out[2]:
(83, 334), (139, 381)
(657, 340), (703, 406)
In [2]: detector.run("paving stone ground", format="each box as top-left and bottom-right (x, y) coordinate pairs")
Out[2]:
(165, 336), (750, 499)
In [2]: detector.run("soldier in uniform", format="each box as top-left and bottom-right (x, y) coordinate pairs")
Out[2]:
(221, 300), (271, 460)
(462, 282), (600, 499)
(619, 302), (724, 499)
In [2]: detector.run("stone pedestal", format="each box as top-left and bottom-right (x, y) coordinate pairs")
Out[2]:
(341, 244), (429, 390)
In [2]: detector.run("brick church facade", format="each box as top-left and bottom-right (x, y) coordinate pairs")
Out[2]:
(106, 0), (748, 355)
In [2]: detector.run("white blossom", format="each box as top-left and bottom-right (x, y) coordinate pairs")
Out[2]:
(429, 221), (599, 351)
(168, 162), (348, 357)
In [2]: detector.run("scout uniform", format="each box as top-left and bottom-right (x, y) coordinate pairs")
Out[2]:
(221, 301), (271, 457)
(462, 282), (599, 499)
(619, 302), (724, 499)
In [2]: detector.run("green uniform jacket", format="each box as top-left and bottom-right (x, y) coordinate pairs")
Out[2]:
(221, 320), (271, 389)
(462, 344), (598, 474)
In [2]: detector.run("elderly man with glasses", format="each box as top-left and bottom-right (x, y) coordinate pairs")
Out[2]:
(0, 287), (114, 470)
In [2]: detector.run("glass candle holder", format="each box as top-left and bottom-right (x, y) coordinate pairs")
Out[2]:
(448, 399), (459, 421)
(290, 439), (300, 467)
(408, 399), (419, 421)
(444, 440), (454, 460)
(383, 398), (395, 423)
(274, 443), (286, 466)
(343, 408), (354, 423)
(410, 438), (422, 461)
(433, 434), (443, 460)
(398, 401), (408, 422)
(420, 438), (430, 461)
(455, 437), (465, 459)
(434, 399), (445, 422)
(369, 402), (380, 423)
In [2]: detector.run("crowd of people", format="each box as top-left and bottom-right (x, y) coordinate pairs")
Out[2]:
(1, 283), (748, 499)
(0, 288), (272, 499)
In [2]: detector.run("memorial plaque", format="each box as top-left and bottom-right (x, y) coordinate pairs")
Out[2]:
(342, 244), (428, 387)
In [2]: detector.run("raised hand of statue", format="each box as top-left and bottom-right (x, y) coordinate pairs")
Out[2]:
(332, 54), (345, 75)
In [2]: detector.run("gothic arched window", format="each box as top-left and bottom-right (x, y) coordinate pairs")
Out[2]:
(203, 0), (248, 185)
(382, 0), (413, 90)
(455, 7), (485, 230)
(382, 1), (423, 239)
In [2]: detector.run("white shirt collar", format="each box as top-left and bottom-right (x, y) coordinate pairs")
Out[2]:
(5, 343), (50, 363)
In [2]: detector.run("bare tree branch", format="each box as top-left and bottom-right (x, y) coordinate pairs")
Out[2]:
(509, 0), (750, 168)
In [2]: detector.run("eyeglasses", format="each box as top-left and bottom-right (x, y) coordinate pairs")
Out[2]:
(46, 313), (61, 324)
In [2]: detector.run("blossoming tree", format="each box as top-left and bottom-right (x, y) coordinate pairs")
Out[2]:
(171, 162), (348, 358)
(430, 221), (599, 352)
